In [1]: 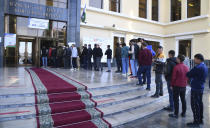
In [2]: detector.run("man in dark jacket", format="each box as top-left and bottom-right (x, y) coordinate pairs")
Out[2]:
(81, 44), (88, 69)
(186, 54), (208, 127)
(63, 45), (72, 69)
(87, 44), (93, 70)
(164, 50), (176, 112)
(169, 55), (189, 118)
(41, 46), (48, 67)
(51, 47), (57, 68)
(152, 46), (166, 98)
(92, 44), (97, 71)
(95, 44), (103, 71)
(137, 42), (153, 91)
(115, 43), (122, 73)
(105, 45), (112, 72)
(57, 46), (64, 67)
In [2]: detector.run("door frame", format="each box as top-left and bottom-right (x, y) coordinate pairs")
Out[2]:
(17, 36), (36, 66)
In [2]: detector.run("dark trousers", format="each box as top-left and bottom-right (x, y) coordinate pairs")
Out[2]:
(83, 56), (88, 69)
(155, 72), (163, 95)
(116, 57), (122, 72)
(93, 57), (97, 70)
(191, 90), (203, 123)
(53, 57), (57, 68)
(138, 65), (151, 89)
(72, 57), (77, 69)
(64, 56), (70, 69)
(142, 72), (146, 84)
(96, 57), (102, 70)
(167, 80), (174, 110)
(57, 57), (62, 67)
(173, 86), (186, 116)
(87, 57), (92, 70)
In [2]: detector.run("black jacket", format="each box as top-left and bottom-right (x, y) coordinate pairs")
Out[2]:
(81, 47), (88, 57)
(164, 57), (176, 81)
(95, 48), (103, 58)
(92, 47), (97, 58)
(105, 49), (112, 59)
(87, 48), (93, 59)
(115, 47), (121, 58)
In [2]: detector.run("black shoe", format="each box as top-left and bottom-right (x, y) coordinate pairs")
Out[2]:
(146, 88), (151, 91)
(106, 70), (111, 72)
(200, 120), (203, 125)
(136, 83), (143, 86)
(159, 93), (163, 96)
(151, 94), (159, 98)
(181, 113), (186, 117)
(186, 122), (200, 127)
(164, 107), (173, 112)
(142, 82), (146, 85)
(169, 114), (178, 118)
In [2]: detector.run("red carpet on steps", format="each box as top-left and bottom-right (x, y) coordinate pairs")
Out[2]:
(26, 68), (111, 128)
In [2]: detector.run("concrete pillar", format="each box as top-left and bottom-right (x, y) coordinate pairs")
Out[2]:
(0, 0), (5, 67)
(182, 0), (187, 20)
(147, 0), (152, 20)
(67, 0), (81, 47)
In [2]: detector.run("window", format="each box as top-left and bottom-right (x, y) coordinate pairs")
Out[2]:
(139, 0), (147, 18)
(171, 0), (181, 21)
(89, 0), (103, 9)
(110, 0), (120, 13)
(187, 0), (200, 18)
(179, 40), (192, 59)
(152, 0), (159, 21)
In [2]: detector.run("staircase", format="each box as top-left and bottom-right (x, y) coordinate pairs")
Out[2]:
(0, 68), (171, 128)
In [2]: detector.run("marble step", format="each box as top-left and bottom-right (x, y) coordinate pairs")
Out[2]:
(104, 96), (169, 127)
(94, 85), (166, 107)
(90, 81), (166, 98)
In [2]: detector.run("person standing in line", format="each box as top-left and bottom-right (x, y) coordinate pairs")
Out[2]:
(129, 39), (139, 78)
(164, 50), (177, 112)
(121, 42), (130, 76)
(186, 54), (208, 127)
(71, 44), (78, 70)
(95, 44), (103, 71)
(92, 44), (97, 71)
(137, 42), (152, 91)
(87, 44), (93, 70)
(56, 46), (64, 68)
(115, 43), (122, 73)
(41, 46), (48, 68)
(105, 45), (112, 72)
(51, 47), (57, 68)
(152, 46), (166, 98)
(169, 55), (189, 118)
(63, 45), (71, 69)
(81, 44), (88, 69)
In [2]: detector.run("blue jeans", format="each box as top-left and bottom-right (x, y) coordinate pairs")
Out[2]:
(130, 59), (138, 76)
(122, 58), (129, 74)
(167, 80), (174, 110)
(155, 72), (163, 95)
(138, 65), (151, 89)
(42, 57), (47, 67)
(107, 59), (111, 71)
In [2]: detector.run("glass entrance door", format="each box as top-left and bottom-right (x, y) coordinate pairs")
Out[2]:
(18, 41), (32, 65)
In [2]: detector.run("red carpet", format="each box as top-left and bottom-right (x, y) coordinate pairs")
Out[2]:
(26, 68), (111, 128)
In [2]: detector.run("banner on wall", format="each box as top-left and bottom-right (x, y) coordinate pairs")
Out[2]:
(28, 18), (49, 29)
(4, 33), (16, 47)
(83, 37), (113, 63)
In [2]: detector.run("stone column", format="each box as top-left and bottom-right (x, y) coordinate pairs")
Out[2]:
(0, 0), (5, 67)
(67, 0), (81, 47)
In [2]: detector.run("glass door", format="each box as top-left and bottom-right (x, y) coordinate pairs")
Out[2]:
(18, 39), (34, 65)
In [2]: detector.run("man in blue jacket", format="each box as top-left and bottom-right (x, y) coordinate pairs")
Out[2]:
(186, 54), (208, 127)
